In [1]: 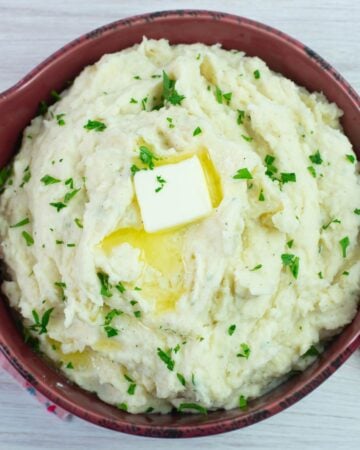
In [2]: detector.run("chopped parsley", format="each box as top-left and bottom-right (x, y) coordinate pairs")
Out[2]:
(176, 373), (186, 386)
(104, 309), (122, 325)
(127, 383), (136, 395)
(97, 272), (112, 297)
(134, 311), (141, 318)
(51, 90), (61, 101)
(166, 117), (175, 128)
(66, 362), (74, 369)
(253, 69), (261, 79)
(322, 218), (341, 230)
(162, 71), (185, 105)
(38, 100), (48, 116)
(237, 109), (245, 125)
(40, 175), (61, 185)
(133, 75), (141, 80)
(65, 178), (74, 189)
(178, 403), (207, 415)
(49, 202), (67, 212)
(241, 134), (253, 142)
(309, 150), (323, 165)
(237, 343), (251, 359)
(215, 86), (223, 104)
(343, 271), (349, 276)
(10, 218), (30, 228)
(258, 189), (265, 201)
(281, 253), (300, 279)
(280, 172), (296, 183)
(115, 282), (126, 293)
(250, 264), (262, 271)
(54, 281), (66, 301)
(307, 166), (316, 178)
(141, 97), (148, 110)
(318, 271), (323, 279)
(20, 166), (31, 187)
(139, 146), (159, 170)
(233, 168), (253, 180)
(130, 164), (140, 175)
(117, 403), (128, 411)
(30, 308), (54, 335)
(228, 324), (236, 336)
(56, 113), (65, 126)
(157, 347), (175, 371)
(354, 208), (360, 215)
(155, 175), (166, 193)
(83, 120), (107, 132)
(264, 155), (278, 180)
(104, 326), (118, 338)
(339, 236), (350, 258)
(0, 165), (12, 191)
(64, 188), (80, 203)
(193, 126), (202, 136)
(134, 286), (142, 291)
(22, 231), (34, 246)
(151, 74), (161, 79)
(130, 98), (138, 104)
(301, 345), (320, 358)
(346, 154), (355, 163)
(287, 240), (294, 248)
(223, 92), (232, 105)
(239, 395), (247, 410)
(74, 218), (83, 228)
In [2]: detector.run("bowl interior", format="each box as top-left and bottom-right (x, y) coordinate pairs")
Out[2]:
(0, 10), (359, 438)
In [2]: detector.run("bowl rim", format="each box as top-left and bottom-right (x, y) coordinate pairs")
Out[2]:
(0, 8), (359, 439)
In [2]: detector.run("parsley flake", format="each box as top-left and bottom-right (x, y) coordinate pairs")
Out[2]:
(157, 347), (175, 371)
(237, 343), (251, 359)
(239, 395), (247, 410)
(30, 308), (54, 335)
(281, 253), (300, 279)
(22, 231), (34, 246)
(228, 324), (236, 336)
(307, 166), (316, 178)
(74, 218), (83, 228)
(193, 126), (202, 136)
(237, 109), (245, 125)
(301, 345), (320, 358)
(117, 403), (128, 411)
(10, 218), (30, 228)
(233, 168), (253, 180)
(253, 70), (261, 79)
(56, 113), (65, 126)
(258, 189), (265, 201)
(241, 134), (253, 142)
(115, 282), (126, 293)
(50, 202), (67, 212)
(346, 154), (355, 163)
(322, 218), (341, 230)
(250, 264), (262, 271)
(309, 150), (323, 165)
(354, 209), (360, 215)
(281, 173), (296, 183)
(176, 373), (186, 386)
(339, 236), (350, 258)
(130, 98), (138, 104)
(97, 272), (112, 297)
(155, 175), (166, 193)
(83, 120), (107, 132)
(66, 362), (74, 369)
(41, 175), (61, 185)
(162, 71), (185, 106)
(139, 146), (159, 170)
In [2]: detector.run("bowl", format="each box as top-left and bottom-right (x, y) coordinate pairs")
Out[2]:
(0, 10), (359, 438)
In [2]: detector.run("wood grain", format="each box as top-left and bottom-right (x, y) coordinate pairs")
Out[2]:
(0, 1), (359, 449)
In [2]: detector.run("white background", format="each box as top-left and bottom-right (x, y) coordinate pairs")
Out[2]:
(0, 1), (359, 449)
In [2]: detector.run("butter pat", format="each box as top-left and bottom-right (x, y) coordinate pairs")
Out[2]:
(134, 156), (212, 233)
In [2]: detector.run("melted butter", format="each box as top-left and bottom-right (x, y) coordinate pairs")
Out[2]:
(92, 339), (123, 353)
(47, 338), (93, 369)
(101, 147), (223, 313)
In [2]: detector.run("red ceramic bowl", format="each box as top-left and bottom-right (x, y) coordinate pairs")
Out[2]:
(0, 10), (359, 438)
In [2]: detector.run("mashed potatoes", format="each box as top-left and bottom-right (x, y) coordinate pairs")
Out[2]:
(0, 39), (359, 414)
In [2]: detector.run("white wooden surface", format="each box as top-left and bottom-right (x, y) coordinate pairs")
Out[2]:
(0, 1), (359, 449)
